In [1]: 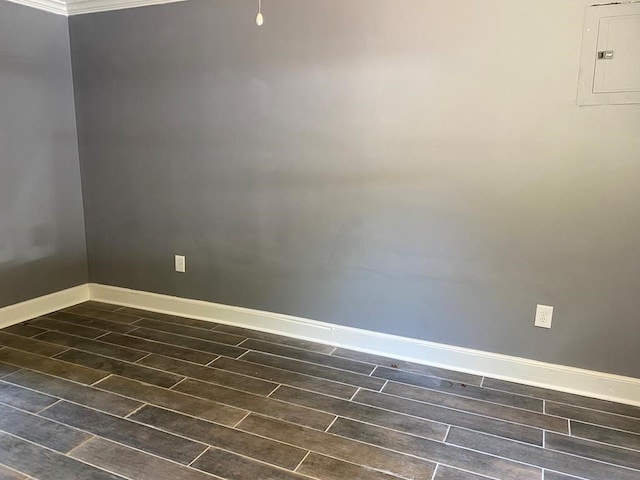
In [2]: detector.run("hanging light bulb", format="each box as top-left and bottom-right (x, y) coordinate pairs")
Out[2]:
(256, 0), (264, 26)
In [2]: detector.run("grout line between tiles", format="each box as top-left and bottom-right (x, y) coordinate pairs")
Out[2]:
(134, 352), (153, 364)
(324, 415), (339, 433)
(293, 450), (312, 472)
(379, 379), (389, 392)
(266, 384), (281, 398)
(430, 463), (439, 480)
(205, 356), (221, 367)
(64, 434), (98, 457)
(232, 411), (252, 428)
(168, 376), (188, 390)
(124, 402), (149, 419)
(35, 398), (62, 415)
(235, 349), (251, 360)
(348, 387), (361, 402)
(187, 446), (210, 467)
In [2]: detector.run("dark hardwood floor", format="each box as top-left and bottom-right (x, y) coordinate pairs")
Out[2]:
(0, 301), (638, 479)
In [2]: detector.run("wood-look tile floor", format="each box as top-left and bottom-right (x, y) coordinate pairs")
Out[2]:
(0, 302), (639, 480)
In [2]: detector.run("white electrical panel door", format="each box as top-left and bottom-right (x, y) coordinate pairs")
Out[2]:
(578, 3), (640, 105)
(594, 15), (640, 93)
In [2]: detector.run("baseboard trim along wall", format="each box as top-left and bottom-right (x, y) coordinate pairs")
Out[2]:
(0, 284), (90, 329)
(87, 283), (640, 407)
(2, 283), (639, 407)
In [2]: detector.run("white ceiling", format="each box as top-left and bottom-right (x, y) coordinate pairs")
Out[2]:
(8, 0), (187, 16)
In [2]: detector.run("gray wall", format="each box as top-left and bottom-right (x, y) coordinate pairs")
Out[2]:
(70, 0), (640, 377)
(0, 1), (87, 308)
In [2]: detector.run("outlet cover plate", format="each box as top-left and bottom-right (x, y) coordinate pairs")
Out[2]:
(534, 304), (553, 329)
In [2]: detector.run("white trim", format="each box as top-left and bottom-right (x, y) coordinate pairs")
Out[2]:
(64, 0), (188, 16)
(4, 0), (189, 16)
(89, 283), (640, 407)
(0, 285), (89, 329)
(5, 0), (67, 16)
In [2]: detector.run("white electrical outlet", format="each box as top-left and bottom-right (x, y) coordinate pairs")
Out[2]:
(534, 304), (553, 329)
(175, 255), (186, 273)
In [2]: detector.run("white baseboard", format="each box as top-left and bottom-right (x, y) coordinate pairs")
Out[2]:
(89, 283), (640, 407)
(0, 285), (89, 329)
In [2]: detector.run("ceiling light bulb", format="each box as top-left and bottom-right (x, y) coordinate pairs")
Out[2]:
(256, 12), (264, 26)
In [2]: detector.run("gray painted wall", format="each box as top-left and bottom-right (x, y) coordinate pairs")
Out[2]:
(0, 1), (87, 308)
(70, 0), (640, 377)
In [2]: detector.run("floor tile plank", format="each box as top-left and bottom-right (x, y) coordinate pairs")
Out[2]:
(543, 472), (585, 480)
(40, 401), (207, 465)
(297, 452), (403, 480)
(63, 305), (141, 324)
(242, 339), (374, 375)
(241, 351), (385, 390)
(2, 369), (142, 417)
(129, 405), (308, 470)
(0, 381), (58, 413)
(0, 464), (28, 480)
(374, 366), (543, 411)
(0, 403), (91, 453)
(192, 447), (307, 480)
(211, 356), (357, 399)
(0, 332), (68, 357)
(448, 427), (639, 480)
(55, 349), (184, 388)
(546, 432), (640, 471)
(0, 348), (109, 385)
(433, 465), (494, 480)
(95, 375), (248, 426)
(34, 330), (148, 363)
(137, 354), (277, 396)
(215, 324), (335, 354)
(238, 413), (436, 479)
(0, 324), (46, 338)
(124, 328), (244, 359)
(44, 311), (138, 334)
(26, 318), (106, 339)
(332, 348), (482, 385)
(570, 421), (640, 452)
(0, 431), (125, 480)
(355, 388), (544, 445)
(0, 361), (20, 379)
(78, 301), (123, 312)
(384, 381), (567, 432)
(546, 402), (640, 435)
(484, 378), (640, 419)
(133, 317), (245, 346)
(271, 385), (448, 440)
(98, 332), (218, 364)
(117, 307), (220, 330)
(329, 417), (540, 480)
(70, 437), (216, 480)
(174, 378), (335, 430)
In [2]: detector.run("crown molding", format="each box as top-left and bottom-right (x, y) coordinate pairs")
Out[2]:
(65, 0), (188, 15)
(4, 0), (188, 16)
(6, 0), (67, 15)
